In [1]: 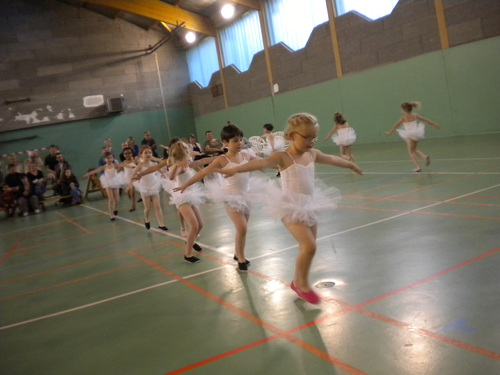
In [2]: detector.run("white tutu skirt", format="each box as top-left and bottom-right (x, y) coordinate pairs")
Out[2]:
(266, 179), (341, 227)
(205, 171), (268, 214)
(332, 128), (357, 146)
(169, 181), (209, 208)
(241, 148), (257, 158)
(160, 177), (173, 194)
(116, 168), (134, 187)
(100, 172), (124, 189)
(397, 123), (425, 141)
(263, 137), (285, 156)
(133, 173), (162, 196)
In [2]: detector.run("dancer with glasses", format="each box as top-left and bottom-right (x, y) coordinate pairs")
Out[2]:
(220, 113), (362, 303)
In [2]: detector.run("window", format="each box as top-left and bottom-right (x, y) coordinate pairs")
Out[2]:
(265, 0), (328, 51)
(186, 37), (218, 88)
(220, 11), (263, 72)
(335, 0), (399, 20)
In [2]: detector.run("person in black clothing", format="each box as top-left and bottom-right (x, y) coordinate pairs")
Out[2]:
(44, 145), (59, 183)
(188, 134), (208, 160)
(53, 152), (71, 195)
(26, 163), (47, 203)
(60, 169), (82, 205)
(4, 164), (40, 216)
(3, 164), (22, 217)
(141, 131), (158, 157)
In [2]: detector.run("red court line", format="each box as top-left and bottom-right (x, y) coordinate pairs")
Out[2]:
(0, 253), (121, 285)
(164, 247), (500, 373)
(352, 307), (500, 360)
(129, 251), (367, 375)
(55, 211), (92, 234)
(0, 263), (145, 302)
(356, 247), (500, 308)
(1, 240), (185, 298)
(0, 239), (24, 264)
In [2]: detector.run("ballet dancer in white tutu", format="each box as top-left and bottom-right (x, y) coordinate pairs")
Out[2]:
(323, 112), (357, 161)
(83, 151), (122, 221)
(174, 124), (265, 271)
(220, 113), (363, 303)
(128, 145), (168, 231)
(385, 102), (441, 172)
(137, 140), (215, 263)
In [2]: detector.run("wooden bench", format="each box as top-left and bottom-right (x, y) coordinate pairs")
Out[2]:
(85, 174), (107, 199)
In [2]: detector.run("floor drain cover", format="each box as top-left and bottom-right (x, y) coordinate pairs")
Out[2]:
(315, 281), (335, 289)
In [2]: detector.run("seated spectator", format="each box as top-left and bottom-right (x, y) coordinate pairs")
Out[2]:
(44, 145), (59, 184)
(2, 164), (40, 217)
(54, 152), (71, 195)
(3, 164), (24, 216)
(18, 174), (40, 216)
(188, 134), (207, 160)
(60, 169), (82, 205)
(127, 136), (139, 156)
(23, 151), (44, 173)
(204, 130), (225, 156)
(141, 131), (158, 157)
(26, 163), (47, 204)
(7, 154), (22, 173)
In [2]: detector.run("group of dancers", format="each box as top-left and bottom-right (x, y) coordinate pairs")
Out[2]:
(323, 101), (441, 172)
(83, 102), (440, 304)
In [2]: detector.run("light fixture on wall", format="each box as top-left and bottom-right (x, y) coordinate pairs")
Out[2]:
(221, 4), (235, 19)
(185, 31), (196, 43)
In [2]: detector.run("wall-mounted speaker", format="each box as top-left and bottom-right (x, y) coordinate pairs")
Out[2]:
(107, 97), (123, 113)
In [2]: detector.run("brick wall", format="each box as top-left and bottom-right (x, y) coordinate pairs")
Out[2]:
(0, 0), (191, 133)
(189, 0), (500, 117)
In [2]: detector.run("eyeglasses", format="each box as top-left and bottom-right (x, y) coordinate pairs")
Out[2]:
(295, 132), (318, 143)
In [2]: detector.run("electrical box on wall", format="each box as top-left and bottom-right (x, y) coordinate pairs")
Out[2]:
(107, 97), (124, 113)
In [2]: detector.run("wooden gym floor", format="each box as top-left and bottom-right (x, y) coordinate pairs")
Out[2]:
(1, 133), (499, 375)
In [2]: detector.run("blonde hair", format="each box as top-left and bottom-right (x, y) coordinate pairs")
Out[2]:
(284, 113), (318, 140)
(168, 140), (191, 165)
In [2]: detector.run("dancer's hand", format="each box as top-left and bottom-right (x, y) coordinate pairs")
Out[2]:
(175, 161), (189, 170)
(173, 185), (186, 193)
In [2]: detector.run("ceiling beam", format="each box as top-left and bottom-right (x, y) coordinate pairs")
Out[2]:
(82, 0), (215, 36)
(229, 0), (260, 10)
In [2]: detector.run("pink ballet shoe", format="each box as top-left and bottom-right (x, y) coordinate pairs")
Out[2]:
(290, 281), (320, 304)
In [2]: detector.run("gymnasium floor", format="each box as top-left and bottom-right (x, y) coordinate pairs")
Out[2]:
(1, 133), (499, 375)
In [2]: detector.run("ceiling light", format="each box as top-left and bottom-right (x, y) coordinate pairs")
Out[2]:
(221, 4), (235, 19)
(185, 31), (196, 43)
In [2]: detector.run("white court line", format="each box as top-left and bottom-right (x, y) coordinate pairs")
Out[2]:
(0, 265), (228, 331)
(2, 183), (499, 331)
(82, 205), (225, 255)
(357, 157), (500, 164)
